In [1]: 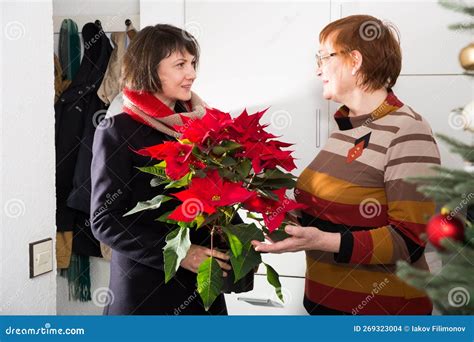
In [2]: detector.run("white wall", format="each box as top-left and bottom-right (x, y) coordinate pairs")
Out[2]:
(1, 0), (56, 314)
(53, 0), (139, 17)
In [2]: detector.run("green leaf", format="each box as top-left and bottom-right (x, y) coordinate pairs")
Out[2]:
(212, 141), (242, 156)
(262, 168), (296, 180)
(164, 173), (192, 189)
(246, 211), (263, 221)
(236, 159), (252, 178)
(222, 227), (243, 258)
(264, 263), (283, 302)
(136, 161), (167, 177)
(163, 227), (191, 283)
(257, 189), (279, 201)
(254, 178), (297, 190)
(221, 156), (238, 167)
(194, 214), (206, 228)
(197, 257), (224, 311)
(220, 207), (234, 220)
(252, 168), (297, 189)
(226, 223), (264, 281)
(155, 211), (176, 224)
(150, 176), (168, 187)
(218, 168), (239, 181)
(123, 195), (172, 217)
(230, 241), (262, 283)
(224, 223), (264, 247)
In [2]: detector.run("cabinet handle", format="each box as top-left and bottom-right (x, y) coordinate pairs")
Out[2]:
(316, 108), (321, 148)
(237, 296), (284, 308)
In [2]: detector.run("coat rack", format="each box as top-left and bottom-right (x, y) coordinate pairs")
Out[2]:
(53, 14), (140, 34)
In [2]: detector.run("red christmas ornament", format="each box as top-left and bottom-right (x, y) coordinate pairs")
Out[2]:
(426, 213), (465, 250)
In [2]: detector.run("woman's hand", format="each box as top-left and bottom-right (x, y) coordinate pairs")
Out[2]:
(180, 244), (232, 276)
(251, 224), (341, 254)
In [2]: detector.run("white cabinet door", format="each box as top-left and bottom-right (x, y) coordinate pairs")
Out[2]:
(186, 0), (331, 174)
(333, 0), (472, 75)
(224, 274), (307, 315)
(185, 1), (331, 278)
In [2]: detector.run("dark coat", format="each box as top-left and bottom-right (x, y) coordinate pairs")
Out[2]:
(90, 113), (227, 315)
(55, 22), (112, 256)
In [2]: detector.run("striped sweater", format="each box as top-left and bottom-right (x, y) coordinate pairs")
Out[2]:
(295, 91), (440, 315)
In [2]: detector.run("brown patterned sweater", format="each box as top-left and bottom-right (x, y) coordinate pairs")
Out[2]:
(295, 91), (440, 315)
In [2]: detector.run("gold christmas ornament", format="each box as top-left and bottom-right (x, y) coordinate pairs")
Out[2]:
(459, 43), (474, 71)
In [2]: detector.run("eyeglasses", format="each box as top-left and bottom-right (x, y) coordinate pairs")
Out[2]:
(315, 51), (346, 68)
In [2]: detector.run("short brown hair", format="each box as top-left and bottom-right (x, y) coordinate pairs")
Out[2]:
(320, 15), (401, 91)
(121, 24), (200, 92)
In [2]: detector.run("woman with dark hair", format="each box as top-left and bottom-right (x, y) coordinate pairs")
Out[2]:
(252, 15), (440, 315)
(90, 24), (230, 315)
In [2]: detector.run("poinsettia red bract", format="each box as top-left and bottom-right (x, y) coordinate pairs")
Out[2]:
(168, 170), (255, 222)
(244, 188), (305, 232)
(136, 141), (203, 180)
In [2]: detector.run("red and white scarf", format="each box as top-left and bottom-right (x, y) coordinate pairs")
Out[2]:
(122, 87), (207, 138)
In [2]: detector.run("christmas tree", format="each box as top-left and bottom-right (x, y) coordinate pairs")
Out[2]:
(396, 0), (474, 315)
(396, 134), (473, 315)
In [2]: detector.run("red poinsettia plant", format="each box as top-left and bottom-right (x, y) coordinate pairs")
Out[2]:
(124, 107), (304, 310)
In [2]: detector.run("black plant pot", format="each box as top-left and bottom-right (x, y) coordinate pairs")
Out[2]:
(222, 268), (254, 294)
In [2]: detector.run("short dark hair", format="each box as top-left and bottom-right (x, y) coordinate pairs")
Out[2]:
(121, 24), (200, 92)
(320, 15), (402, 91)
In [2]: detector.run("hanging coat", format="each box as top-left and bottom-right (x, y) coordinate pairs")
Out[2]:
(55, 22), (113, 257)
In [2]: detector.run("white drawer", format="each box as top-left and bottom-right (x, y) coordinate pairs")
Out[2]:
(225, 274), (308, 315)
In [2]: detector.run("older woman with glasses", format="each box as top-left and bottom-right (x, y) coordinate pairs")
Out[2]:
(253, 15), (440, 315)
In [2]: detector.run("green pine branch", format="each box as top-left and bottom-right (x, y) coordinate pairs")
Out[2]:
(408, 172), (473, 208)
(439, 0), (474, 32)
(436, 133), (474, 163)
(439, 0), (474, 17)
(449, 22), (474, 31)
(397, 238), (474, 315)
(432, 165), (474, 181)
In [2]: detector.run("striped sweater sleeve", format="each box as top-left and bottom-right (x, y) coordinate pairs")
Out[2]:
(336, 119), (441, 265)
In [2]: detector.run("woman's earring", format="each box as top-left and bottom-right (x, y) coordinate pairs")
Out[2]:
(351, 69), (356, 76)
